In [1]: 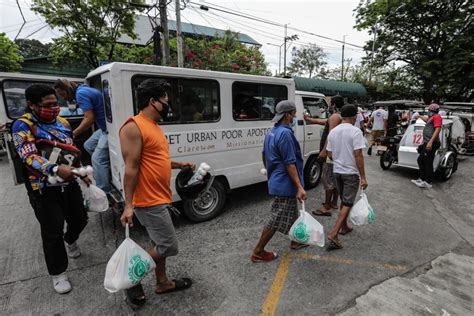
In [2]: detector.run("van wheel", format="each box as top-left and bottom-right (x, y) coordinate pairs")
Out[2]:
(304, 156), (322, 189)
(183, 179), (226, 222)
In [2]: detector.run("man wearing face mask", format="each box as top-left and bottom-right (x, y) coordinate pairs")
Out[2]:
(59, 101), (84, 116)
(54, 79), (110, 193)
(119, 79), (195, 305)
(411, 103), (442, 189)
(12, 85), (89, 294)
(251, 100), (307, 263)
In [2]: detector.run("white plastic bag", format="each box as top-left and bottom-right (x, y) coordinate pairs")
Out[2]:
(80, 182), (109, 212)
(104, 224), (156, 293)
(348, 191), (375, 226)
(288, 202), (325, 247)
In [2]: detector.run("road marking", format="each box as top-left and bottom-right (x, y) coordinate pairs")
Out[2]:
(261, 252), (408, 315)
(260, 253), (292, 316)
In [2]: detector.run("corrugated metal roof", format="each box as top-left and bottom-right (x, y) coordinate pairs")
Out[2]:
(294, 76), (367, 97)
(118, 15), (260, 46)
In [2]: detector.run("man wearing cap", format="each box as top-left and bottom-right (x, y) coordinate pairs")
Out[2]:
(326, 105), (368, 250)
(411, 103), (442, 189)
(251, 100), (307, 262)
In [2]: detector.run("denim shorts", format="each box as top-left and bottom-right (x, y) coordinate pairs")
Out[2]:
(333, 173), (360, 207)
(134, 204), (178, 257)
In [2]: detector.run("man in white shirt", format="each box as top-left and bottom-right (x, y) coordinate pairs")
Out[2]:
(354, 107), (366, 135)
(367, 106), (388, 155)
(326, 105), (368, 250)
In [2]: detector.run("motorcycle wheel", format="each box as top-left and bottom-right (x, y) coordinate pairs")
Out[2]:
(380, 151), (393, 170)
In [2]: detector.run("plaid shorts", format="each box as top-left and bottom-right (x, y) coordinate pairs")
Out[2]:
(322, 161), (336, 190)
(265, 196), (298, 234)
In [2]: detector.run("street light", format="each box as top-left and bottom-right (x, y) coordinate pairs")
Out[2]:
(267, 42), (284, 76)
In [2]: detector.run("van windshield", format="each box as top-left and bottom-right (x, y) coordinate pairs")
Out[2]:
(2, 79), (82, 119)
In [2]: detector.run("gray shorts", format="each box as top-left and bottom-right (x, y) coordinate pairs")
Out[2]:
(265, 196), (298, 234)
(322, 162), (336, 190)
(134, 204), (179, 257)
(333, 173), (360, 207)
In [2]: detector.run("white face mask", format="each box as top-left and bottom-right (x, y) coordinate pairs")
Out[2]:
(67, 102), (77, 111)
(291, 117), (297, 129)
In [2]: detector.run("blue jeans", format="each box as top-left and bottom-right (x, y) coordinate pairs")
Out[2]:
(84, 129), (110, 193)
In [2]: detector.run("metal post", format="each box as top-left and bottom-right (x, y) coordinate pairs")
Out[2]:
(283, 24), (287, 77)
(175, 0), (183, 67)
(341, 35), (346, 81)
(369, 24), (377, 82)
(278, 45), (282, 76)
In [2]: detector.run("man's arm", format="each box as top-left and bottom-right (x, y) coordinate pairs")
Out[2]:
(119, 121), (142, 226)
(426, 127), (441, 151)
(171, 161), (195, 169)
(304, 115), (327, 125)
(285, 164), (306, 202)
(73, 110), (95, 138)
(354, 149), (368, 189)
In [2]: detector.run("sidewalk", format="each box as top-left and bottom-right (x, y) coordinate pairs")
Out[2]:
(339, 252), (474, 315)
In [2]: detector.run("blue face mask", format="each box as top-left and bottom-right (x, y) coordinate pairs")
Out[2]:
(291, 117), (297, 129)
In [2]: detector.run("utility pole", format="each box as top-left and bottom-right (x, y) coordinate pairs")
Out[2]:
(175, 0), (183, 67)
(159, 0), (170, 66)
(369, 24), (377, 82)
(341, 35), (347, 81)
(283, 24), (288, 77)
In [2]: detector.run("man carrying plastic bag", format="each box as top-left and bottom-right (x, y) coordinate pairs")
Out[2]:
(289, 202), (325, 247)
(104, 224), (156, 292)
(326, 105), (368, 251)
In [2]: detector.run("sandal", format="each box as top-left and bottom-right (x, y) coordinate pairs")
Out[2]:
(312, 208), (332, 217)
(326, 237), (343, 251)
(155, 278), (192, 294)
(125, 283), (146, 306)
(251, 251), (278, 262)
(290, 242), (309, 250)
(330, 204), (339, 209)
(339, 227), (353, 235)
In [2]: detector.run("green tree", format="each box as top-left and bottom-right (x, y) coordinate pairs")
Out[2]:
(355, 0), (474, 102)
(0, 33), (23, 72)
(15, 39), (51, 58)
(32, 0), (144, 69)
(168, 30), (270, 75)
(287, 44), (327, 78)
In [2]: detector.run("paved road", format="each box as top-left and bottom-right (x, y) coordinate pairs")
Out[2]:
(0, 152), (473, 315)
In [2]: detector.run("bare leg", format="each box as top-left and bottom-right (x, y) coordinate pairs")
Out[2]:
(330, 188), (338, 208)
(328, 205), (352, 240)
(253, 227), (276, 255)
(148, 247), (175, 293)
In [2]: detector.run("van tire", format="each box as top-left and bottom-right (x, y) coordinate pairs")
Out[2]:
(182, 179), (226, 222)
(304, 156), (322, 189)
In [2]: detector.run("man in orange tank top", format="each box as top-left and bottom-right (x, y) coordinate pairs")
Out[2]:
(119, 79), (195, 305)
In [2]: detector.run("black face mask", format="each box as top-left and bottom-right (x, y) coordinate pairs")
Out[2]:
(151, 100), (171, 121)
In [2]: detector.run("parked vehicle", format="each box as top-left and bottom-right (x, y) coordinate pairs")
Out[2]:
(1, 64), (328, 222)
(377, 118), (457, 181)
(441, 103), (474, 155)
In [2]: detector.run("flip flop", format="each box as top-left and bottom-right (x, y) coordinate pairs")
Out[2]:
(291, 243), (310, 250)
(125, 284), (146, 306)
(312, 209), (332, 217)
(330, 204), (339, 210)
(155, 278), (193, 294)
(339, 227), (353, 235)
(251, 251), (278, 262)
(326, 237), (343, 251)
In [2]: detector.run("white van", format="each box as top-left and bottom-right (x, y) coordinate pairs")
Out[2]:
(1, 65), (329, 222)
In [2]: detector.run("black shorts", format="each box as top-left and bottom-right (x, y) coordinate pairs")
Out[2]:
(333, 173), (360, 207)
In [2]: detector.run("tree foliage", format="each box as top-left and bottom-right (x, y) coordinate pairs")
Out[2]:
(0, 33), (23, 72)
(287, 44), (327, 78)
(15, 39), (51, 58)
(355, 0), (474, 102)
(32, 0), (144, 69)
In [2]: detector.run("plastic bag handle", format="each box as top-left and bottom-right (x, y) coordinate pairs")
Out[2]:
(125, 223), (129, 239)
(301, 200), (305, 213)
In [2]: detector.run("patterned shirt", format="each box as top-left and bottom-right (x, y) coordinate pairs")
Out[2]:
(12, 113), (74, 191)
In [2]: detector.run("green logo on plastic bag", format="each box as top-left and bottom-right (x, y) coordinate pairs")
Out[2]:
(292, 222), (310, 243)
(368, 206), (375, 224)
(128, 254), (150, 284)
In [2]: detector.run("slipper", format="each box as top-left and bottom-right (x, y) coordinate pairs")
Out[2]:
(155, 278), (192, 294)
(326, 237), (343, 251)
(312, 209), (332, 217)
(251, 251), (278, 262)
(339, 227), (353, 235)
(290, 243), (309, 250)
(125, 284), (146, 306)
(330, 204), (339, 210)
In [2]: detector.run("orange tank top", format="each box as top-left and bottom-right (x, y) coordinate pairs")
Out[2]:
(124, 112), (172, 207)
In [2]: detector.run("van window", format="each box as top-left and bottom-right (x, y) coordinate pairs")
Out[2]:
(232, 82), (288, 120)
(102, 80), (112, 123)
(2, 79), (82, 119)
(131, 76), (220, 124)
(303, 97), (328, 119)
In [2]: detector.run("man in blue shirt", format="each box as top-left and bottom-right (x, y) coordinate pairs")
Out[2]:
(54, 79), (110, 193)
(251, 100), (307, 262)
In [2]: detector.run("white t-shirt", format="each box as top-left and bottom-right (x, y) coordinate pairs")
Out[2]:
(371, 108), (388, 131)
(327, 123), (366, 174)
(354, 113), (365, 129)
